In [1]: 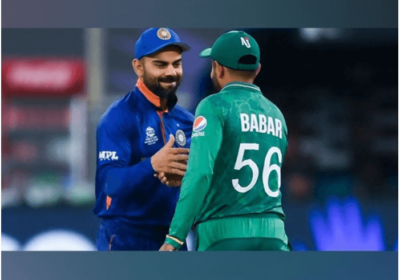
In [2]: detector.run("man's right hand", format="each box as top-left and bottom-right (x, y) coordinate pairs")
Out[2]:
(151, 135), (189, 176)
(154, 172), (183, 187)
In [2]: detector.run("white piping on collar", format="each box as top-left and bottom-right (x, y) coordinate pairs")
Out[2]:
(223, 83), (260, 91)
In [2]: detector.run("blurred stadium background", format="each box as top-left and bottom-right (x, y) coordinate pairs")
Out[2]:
(1, 28), (398, 251)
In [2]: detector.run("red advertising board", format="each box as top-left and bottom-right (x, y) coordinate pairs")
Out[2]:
(2, 58), (85, 97)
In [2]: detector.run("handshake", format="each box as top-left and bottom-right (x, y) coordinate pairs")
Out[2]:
(151, 134), (189, 187)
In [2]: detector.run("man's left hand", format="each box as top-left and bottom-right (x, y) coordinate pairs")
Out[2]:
(159, 243), (176, 251)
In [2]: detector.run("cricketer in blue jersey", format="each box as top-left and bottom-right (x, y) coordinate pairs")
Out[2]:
(94, 28), (194, 251)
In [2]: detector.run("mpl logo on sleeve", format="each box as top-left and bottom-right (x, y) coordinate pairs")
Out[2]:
(192, 116), (207, 137)
(99, 151), (119, 161)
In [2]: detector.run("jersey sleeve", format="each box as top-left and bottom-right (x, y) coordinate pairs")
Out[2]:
(96, 113), (156, 198)
(165, 98), (223, 249)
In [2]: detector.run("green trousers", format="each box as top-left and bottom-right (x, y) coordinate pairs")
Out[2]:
(195, 213), (292, 251)
(205, 237), (291, 251)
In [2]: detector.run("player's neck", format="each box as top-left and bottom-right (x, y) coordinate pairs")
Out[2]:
(160, 99), (168, 110)
(221, 78), (255, 88)
(137, 78), (169, 111)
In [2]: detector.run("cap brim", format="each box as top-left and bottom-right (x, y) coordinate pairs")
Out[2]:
(199, 48), (212, 58)
(168, 42), (191, 52)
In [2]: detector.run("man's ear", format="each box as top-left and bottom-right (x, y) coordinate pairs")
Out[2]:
(256, 63), (262, 76)
(132, 58), (144, 77)
(216, 61), (225, 79)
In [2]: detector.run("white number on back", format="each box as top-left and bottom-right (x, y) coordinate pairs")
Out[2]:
(232, 144), (259, 193)
(232, 143), (282, 197)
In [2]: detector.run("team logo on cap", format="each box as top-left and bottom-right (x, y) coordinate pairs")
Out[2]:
(241, 37), (251, 48)
(193, 116), (207, 132)
(175, 129), (186, 146)
(157, 28), (171, 40)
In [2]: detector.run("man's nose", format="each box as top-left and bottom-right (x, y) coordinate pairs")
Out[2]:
(164, 64), (177, 76)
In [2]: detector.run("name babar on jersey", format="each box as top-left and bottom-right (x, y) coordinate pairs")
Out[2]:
(240, 113), (283, 139)
(192, 116), (207, 137)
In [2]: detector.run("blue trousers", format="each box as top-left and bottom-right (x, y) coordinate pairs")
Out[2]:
(96, 219), (187, 251)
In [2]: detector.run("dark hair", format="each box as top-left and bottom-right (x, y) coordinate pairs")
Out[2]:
(226, 66), (258, 80)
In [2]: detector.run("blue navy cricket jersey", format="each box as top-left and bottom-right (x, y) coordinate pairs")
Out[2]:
(94, 79), (194, 228)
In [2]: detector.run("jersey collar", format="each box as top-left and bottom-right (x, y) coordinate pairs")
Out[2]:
(136, 79), (176, 113)
(222, 82), (261, 92)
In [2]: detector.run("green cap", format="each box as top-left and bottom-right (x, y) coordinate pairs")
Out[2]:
(199, 31), (260, 71)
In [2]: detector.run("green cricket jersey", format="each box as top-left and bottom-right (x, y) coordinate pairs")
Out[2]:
(166, 81), (288, 249)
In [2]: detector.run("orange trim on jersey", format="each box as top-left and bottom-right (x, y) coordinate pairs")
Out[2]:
(136, 79), (168, 113)
(106, 196), (112, 210)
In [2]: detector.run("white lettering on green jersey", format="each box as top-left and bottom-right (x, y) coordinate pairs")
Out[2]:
(240, 113), (282, 139)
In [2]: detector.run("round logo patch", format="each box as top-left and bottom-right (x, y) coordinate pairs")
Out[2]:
(193, 116), (207, 132)
(175, 130), (186, 146)
(157, 28), (171, 40)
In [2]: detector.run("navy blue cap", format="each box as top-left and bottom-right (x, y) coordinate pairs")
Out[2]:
(135, 28), (191, 59)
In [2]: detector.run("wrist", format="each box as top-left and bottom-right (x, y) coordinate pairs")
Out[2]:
(150, 156), (158, 173)
(165, 235), (184, 250)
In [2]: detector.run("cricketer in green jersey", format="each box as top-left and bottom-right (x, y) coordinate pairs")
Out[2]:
(159, 31), (291, 251)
